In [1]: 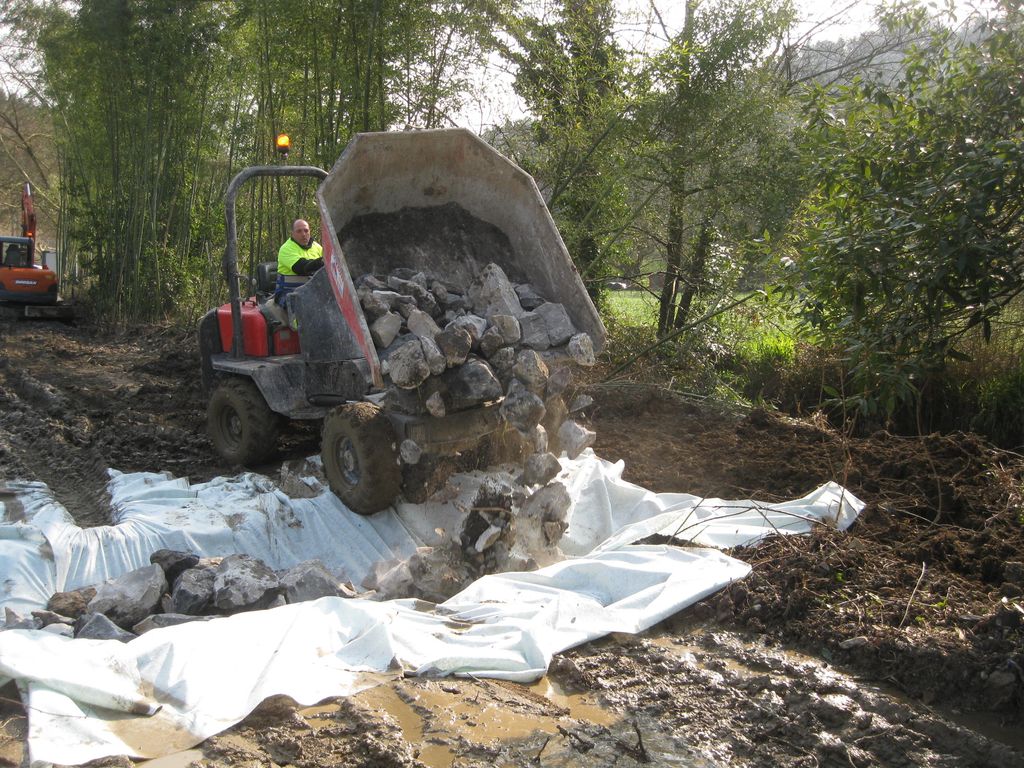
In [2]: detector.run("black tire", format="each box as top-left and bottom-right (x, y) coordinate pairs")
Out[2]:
(322, 402), (401, 515)
(208, 377), (281, 465)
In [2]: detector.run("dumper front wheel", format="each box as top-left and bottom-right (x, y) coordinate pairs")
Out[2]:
(208, 377), (281, 465)
(322, 403), (401, 515)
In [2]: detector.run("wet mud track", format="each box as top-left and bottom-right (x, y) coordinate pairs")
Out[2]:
(1, 321), (1022, 766)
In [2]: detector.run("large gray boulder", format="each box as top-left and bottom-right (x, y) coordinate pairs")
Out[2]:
(169, 566), (216, 615)
(542, 396), (569, 442)
(468, 263), (524, 318)
(370, 312), (403, 349)
(75, 612), (137, 642)
(430, 279), (450, 303)
(3, 608), (38, 630)
(358, 274), (388, 291)
(449, 314), (488, 346)
(360, 290), (390, 320)
(500, 379), (546, 433)
(529, 424), (549, 453)
(372, 289), (411, 309)
(513, 349), (549, 392)
(478, 326), (507, 358)
(281, 559), (344, 604)
(435, 326), (473, 367)
(407, 309), (442, 340)
(567, 332), (596, 367)
(535, 302), (576, 346)
(420, 336), (447, 376)
(212, 555), (281, 614)
(490, 314), (522, 346)
(387, 338), (431, 389)
(41, 623), (74, 638)
(443, 358), (503, 411)
(31, 609), (73, 628)
(87, 564), (167, 629)
(388, 275), (430, 301)
(569, 394), (595, 413)
(510, 482), (572, 568)
(523, 452), (562, 486)
(519, 311), (551, 350)
(150, 549), (200, 586)
(489, 346), (516, 376)
(514, 283), (545, 311)
(408, 547), (472, 603)
(133, 613), (215, 635)
(558, 419), (596, 460)
(546, 365), (573, 397)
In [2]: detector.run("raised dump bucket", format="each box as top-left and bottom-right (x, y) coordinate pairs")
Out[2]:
(316, 129), (606, 373)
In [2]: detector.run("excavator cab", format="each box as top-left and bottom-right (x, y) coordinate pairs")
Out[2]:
(3, 242), (26, 267)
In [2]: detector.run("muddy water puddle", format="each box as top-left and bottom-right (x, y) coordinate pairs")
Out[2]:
(133, 748), (204, 768)
(299, 677), (622, 768)
(0, 709), (25, 768)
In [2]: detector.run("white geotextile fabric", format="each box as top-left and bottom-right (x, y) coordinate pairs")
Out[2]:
(0, 451), (864, 766)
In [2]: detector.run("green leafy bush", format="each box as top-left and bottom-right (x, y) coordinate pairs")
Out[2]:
(787, 11), (1024, 419)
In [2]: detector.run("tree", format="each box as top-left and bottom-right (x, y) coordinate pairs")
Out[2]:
(632, 0), (797, 334)
(30, 0), (233, 321)
(495, 0), (632, 298)
(0, 4), (58, 242)
(787, 8), (1024, 415)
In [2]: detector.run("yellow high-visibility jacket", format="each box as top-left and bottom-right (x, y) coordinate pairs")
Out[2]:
(277, 238), (323, 276)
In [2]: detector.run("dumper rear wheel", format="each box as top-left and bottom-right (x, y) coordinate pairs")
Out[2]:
(322, 402), (400, 515)
(208, 377), (280, 465)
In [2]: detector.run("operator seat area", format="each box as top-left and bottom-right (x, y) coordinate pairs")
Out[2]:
(3, 244), (26, 267)
(255, 261), (278, 298)
(255, 261), (288, 328)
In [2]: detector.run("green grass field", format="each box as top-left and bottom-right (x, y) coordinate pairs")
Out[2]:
(604, 289), (659, 325)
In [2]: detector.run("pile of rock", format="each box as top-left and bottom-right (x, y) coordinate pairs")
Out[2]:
(350, 261), (602, 600)
(2, 549), (359, 642)
(365, 472), (574, 603)
(2, 473), (578, 632)
(358, 261), (597, 467)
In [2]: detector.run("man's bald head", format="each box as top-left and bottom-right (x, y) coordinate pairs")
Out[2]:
(292, 219), (311, 246)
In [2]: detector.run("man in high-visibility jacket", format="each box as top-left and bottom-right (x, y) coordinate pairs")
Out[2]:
(275, 219), (324, 304)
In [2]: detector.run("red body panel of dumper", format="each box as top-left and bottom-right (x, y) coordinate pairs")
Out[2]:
(216, 300), (300, 357)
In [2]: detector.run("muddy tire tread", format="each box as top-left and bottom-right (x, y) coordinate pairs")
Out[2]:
(321, 402), (401, 515)
(207, 377), (280, 465)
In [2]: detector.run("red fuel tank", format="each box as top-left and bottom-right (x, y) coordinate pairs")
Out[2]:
(217, 300), (270, 357)
(272, 326), (300, 355)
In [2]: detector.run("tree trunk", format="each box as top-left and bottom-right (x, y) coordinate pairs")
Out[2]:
(658, 181), (686, 334)
(657, 0), (696, 335)
(674, 213), (713, 328)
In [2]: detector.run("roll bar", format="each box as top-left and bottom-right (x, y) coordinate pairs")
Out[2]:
(223, 165), (328, 359)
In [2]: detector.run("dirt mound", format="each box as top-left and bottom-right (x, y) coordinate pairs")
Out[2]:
(584, 384), (1023, 724)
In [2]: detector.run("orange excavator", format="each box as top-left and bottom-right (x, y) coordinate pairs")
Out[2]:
(0, 184), (73, 320)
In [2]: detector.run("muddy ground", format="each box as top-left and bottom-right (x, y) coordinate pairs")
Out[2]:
(1, 319), (1022, 767)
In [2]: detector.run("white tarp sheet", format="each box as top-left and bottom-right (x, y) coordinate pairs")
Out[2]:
(0, 451), (863, 766)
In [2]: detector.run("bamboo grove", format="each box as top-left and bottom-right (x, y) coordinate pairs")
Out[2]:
(3, 0), (495, 323)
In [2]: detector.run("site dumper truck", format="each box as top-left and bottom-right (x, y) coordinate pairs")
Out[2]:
(198, 128), (605, 514)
